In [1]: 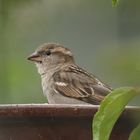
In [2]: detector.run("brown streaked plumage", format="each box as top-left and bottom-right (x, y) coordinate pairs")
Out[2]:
(28, 43), (112, 104)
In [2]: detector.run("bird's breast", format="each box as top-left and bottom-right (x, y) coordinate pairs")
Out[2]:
(41, 75), (55, 101)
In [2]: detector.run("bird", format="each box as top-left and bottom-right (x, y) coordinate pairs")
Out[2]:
(27, 43), (112, 105)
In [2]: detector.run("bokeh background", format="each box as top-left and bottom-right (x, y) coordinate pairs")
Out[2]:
(0, 0), (140, 105)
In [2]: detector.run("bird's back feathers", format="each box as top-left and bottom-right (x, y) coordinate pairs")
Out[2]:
(53, 65), (112, 104)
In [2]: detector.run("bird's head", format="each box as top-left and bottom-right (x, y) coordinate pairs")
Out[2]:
(27, 43), (75, 75)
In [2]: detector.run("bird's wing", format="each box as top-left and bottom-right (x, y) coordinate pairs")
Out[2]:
(53, 65), (112, 104)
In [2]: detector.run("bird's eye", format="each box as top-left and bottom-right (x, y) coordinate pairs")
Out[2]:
(45, 50), (51, 56)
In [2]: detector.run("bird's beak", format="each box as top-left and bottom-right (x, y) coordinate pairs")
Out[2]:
(27, 52), (42, 63)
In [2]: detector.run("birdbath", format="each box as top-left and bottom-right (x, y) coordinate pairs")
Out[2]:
(0, 104), (139, 140)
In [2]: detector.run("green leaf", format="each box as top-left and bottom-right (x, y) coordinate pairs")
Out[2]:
(92, 87), (140, 140)
(112, 0), (119, 6)
(129, 124), (140, 140)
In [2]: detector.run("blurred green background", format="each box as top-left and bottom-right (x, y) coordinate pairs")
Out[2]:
(0, 0), (140, 105)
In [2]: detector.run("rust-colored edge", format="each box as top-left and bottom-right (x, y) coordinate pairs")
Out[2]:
(0, 104), (139, 118)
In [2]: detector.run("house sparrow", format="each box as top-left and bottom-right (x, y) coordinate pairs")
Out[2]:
(27, 43), (112, 104)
